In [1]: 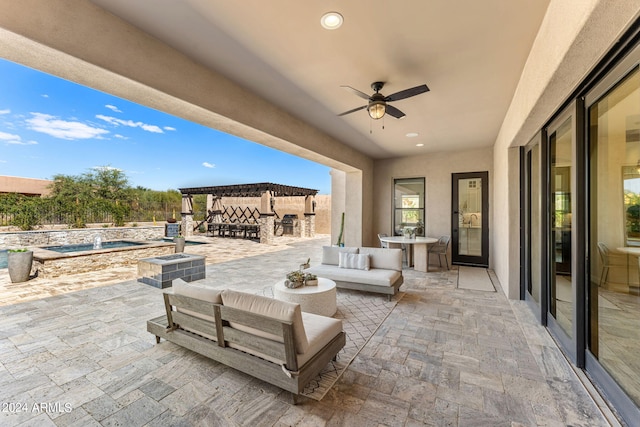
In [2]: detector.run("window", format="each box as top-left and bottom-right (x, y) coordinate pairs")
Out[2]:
(393, 177), (425, 236)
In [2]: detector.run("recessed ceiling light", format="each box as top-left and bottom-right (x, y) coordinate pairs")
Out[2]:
(321, 12), (343, 30)
(406, 132), (419, 138)
(416, 143), (424, 147)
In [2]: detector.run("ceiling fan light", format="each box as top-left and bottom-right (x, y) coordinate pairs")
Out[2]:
(368, 101), (386, 119)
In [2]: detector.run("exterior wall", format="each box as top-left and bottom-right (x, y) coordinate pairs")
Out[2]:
(373, 147), (493, 264)
(0, 226), (164, 248)
(216, 195), (331, 234)
(0, 175), (52, 196)
(493, 0), (640, 297)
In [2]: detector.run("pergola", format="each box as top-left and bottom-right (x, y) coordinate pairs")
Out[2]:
(178, 183), (318, 243)
(179, 182), (318, 198)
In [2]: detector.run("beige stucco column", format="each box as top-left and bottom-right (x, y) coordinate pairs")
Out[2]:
(259, 191), (275, 244)
(181, 194), (194, 237)
(304, 195), (316, 238)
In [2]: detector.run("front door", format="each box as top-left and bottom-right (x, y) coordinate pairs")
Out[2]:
(452, 171), (489, 267)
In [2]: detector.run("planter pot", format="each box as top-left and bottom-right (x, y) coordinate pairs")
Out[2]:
(167, 218), (177, 224)
(305, 279), (318, 286)
(174, 237), (186, 253)
(8, 250), (33, 283)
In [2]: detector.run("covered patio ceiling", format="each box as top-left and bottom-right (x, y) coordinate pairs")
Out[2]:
(88, 0), (551, 159)
(179, 182), (318, 198)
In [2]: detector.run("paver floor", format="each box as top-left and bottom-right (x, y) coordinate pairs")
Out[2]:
(0, 235), (612, 426)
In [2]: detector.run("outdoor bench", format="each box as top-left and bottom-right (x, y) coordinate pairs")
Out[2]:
(147, 280), (345, 402)
(304, 246), (404, 300)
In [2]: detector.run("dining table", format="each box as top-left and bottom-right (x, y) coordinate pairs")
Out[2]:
(378, 235), (438, 272)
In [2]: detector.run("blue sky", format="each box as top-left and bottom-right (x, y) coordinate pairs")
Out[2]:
(0, 59), (331, 193)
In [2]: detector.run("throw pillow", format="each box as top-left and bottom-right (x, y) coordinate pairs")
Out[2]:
(338, 252), (370, 270)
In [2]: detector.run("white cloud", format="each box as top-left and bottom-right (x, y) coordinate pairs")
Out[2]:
(105, 104), (122, 113)
(164, 126), (176, 131)
(114, 134), (128, 140)
(0, 109), (10, 115)
(202, 162), (216, 168)
(27, 113), (109, 140)
(0, 130), (37, 145)
(41, 94), (49, 98)
(96, 114), (164, 134)
(0, 131), (21, 142)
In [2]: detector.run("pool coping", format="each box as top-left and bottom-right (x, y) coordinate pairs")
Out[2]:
(32, 239), (175, 261)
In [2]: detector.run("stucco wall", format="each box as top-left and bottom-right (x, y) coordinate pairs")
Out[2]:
(492, 0), (640, 297)
(215, 195), (331, 234)
(373, 147), (493, 266)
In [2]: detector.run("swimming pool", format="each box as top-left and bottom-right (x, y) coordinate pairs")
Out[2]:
(42, 240), (145, 253)
(0, 250), (6, 269)
(32, 240), (175, 278)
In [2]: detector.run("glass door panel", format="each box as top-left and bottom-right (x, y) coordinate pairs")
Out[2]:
(452, 171), (489, 267)
(588, 65), (640, 408)
(549, 116), (574, 338)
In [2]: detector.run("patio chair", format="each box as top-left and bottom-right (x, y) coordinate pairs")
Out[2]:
(597, 242), (615, 287)
(377, 233), (389, 248)
(428, 236), (450, 270)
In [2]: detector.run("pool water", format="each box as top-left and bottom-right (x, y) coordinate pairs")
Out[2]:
(43, 240), (145, 253)
(0, 250), (6, 269)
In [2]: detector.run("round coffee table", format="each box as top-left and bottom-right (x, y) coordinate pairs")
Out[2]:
(273, 277), (337, 317)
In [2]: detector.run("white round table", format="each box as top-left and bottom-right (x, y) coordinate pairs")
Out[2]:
(378, 236), (438, 272)
(273, 277), (337, 317)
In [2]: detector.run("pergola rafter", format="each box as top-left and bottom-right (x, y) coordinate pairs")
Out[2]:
(179, 182), (318, 198)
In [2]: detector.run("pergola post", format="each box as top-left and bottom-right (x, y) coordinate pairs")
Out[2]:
(304, 195), (316, 238)
(181, 194), (194, 237)
(259, 190), (275, 244)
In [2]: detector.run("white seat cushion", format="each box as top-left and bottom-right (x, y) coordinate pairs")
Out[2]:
(297, 312), (343, 367)
(221, 289), (309, 354)
(305, 264), (401, 287)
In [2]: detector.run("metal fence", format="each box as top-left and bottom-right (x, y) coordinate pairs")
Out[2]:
(0, 202), (195, 227)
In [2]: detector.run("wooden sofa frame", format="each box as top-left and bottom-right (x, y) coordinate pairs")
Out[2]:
(332, 276), (403, 301)
(147, 290), (346, 401)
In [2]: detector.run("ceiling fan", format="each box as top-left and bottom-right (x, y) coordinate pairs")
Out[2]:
(338, 81), (430, 120)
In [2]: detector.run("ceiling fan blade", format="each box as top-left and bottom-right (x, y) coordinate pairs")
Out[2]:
(338, 105), (367, 116)
(385, 104), (406, 119)
(385, 84), (430, 102)
(341, 85), (371, 100)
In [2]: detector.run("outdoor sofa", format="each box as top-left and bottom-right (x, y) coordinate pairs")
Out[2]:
(304, 246), (404, 300)
(147, 279), (345, 402)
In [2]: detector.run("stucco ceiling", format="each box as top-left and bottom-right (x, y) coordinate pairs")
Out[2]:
(90, 0), (550, 159)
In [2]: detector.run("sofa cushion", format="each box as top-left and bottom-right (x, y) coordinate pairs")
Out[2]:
(171, 278), (222, 339)
(359, 247), (403, 271)
(221, 289), (309, 354)
(338, 252), (370, 270)
(297, 312), (343, 366)
(321, 246), (359, 265)
(305, 264), (402, 288)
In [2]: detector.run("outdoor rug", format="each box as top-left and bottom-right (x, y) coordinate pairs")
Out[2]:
(457, 266), (495, 291)
(262, 287), (404, 401)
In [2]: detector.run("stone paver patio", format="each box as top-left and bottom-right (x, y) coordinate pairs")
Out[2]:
(0, 235), (613, 426)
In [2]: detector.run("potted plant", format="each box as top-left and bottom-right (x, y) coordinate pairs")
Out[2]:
(304, 272), (318, 286)
(285, 270), (305, 288)
(300, 258), (310, 270)
(174, 234), (186, 253)
(8, 248), (33, 283)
